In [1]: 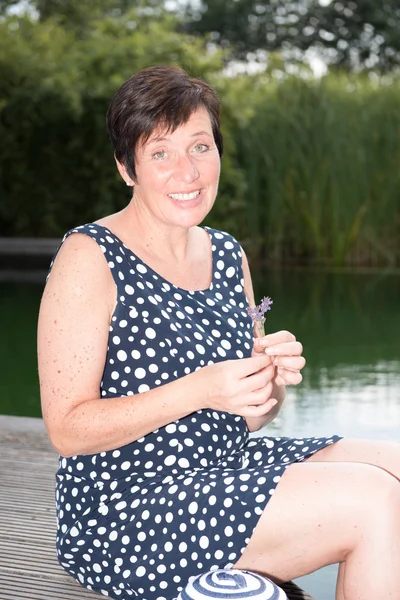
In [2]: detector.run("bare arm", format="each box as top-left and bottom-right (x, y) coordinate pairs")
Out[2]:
(38, 234), (205, 457)
(241, 247), (286, 432)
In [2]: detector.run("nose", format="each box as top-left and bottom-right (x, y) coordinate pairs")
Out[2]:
(173, 153), (199, 183)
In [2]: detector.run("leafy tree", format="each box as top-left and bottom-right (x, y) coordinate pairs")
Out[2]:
(0, 0), (166, 34)
(0, 0), (19, 14)
(0, 9), (247, 236)
(184, 0), (400, 72)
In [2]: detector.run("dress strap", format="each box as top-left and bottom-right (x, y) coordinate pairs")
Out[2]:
(46, 223), (129, 287)
(204, 226), (245, 289)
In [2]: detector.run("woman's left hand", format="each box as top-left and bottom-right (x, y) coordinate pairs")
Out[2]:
(252, 330), (305, 386)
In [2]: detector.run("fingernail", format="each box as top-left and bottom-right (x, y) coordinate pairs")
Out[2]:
(265, 348), (274, 355)
(271, 399), (278, 407)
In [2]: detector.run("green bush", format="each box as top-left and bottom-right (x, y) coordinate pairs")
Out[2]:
(234, 74), (400, 266)
(1, 11), (399, 267)
(0, 12), (246, 238)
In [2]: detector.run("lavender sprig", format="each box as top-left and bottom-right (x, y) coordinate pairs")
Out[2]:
(247, 296), (273, 338)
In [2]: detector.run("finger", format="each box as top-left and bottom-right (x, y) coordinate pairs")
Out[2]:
(265, 341), (303, 357)
(273, 356), (306, 371)
(277, 368), (303, 385)
(241, 397), (278, 417)
(235, 353), (272, 378)
(259, 330), (296, 348)
(239, 381), (274, 408)
(244, 372), (275, 396)
(249, 381), (274, 404)
(251, 344), (274, 364)
(274, 372), (286, 386)
(240, 366), (275, 394)
(252, 337), (267, 355)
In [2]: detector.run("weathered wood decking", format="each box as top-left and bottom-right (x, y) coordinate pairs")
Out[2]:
(0, 415), (96, 599)
(0, 415), (316, 600)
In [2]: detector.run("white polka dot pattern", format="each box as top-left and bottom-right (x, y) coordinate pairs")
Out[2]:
(48, 224), (341, 600)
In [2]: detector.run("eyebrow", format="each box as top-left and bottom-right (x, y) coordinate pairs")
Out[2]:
(147, 131), (213, 145)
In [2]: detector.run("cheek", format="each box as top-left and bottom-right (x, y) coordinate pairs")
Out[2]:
(211, 162), (221, 185)
(141, 163), (171, 189)
(205, 156), (221, 182)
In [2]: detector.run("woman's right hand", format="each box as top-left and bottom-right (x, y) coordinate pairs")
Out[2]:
(199, 354), (278, 418)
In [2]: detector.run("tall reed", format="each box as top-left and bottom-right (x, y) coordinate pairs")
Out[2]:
(233, 74), (400, 267)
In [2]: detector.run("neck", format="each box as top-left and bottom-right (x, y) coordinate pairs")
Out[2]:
(120, 202), (194, 264)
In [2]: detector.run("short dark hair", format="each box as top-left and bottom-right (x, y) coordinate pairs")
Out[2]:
(106, 65), (223, 180)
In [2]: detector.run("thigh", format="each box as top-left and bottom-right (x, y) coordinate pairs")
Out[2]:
(305, 437), (400, 480)
(233, 459), (399, 582)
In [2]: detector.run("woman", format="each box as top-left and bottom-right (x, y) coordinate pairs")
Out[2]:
(38, 65), (400, 600)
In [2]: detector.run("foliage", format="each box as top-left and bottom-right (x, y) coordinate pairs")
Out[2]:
(234, 73), (400, 266)
(0, 9), (246, 238)
(183, 0), (400, 73)
(1, 7), (400, 267)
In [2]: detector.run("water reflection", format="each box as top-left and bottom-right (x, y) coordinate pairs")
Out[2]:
(250, 268), (400, 441)
(265, 360), (400, 439)
(267, 362), (400, 441)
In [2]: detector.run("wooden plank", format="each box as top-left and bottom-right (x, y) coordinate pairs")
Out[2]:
(0, 573), (98, 600)
(0, 417), (101, 599)
(0, 415), (316, 600)
(0, 237), (59, 256)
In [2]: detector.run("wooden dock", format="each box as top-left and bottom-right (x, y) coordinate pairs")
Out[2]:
(0, 415), (316, 600)
(0, 415), (96, 599)
(0, 238), (59, 257)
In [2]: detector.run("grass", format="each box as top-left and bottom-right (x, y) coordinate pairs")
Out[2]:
(230, 73), (400, 267)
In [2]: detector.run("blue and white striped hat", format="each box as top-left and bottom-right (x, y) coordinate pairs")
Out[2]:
(178, 569), (288, 600)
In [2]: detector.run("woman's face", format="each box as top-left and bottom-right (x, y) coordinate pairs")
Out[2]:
(130, 106), (221, 229)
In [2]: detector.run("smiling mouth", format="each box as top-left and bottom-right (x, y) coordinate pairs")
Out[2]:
(168, 190), (201, 201)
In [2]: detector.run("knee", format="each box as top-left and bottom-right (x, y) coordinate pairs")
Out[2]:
(347, 465), (400, 538)
(371, 466), (400, 519)
(361, 464), (400, 507)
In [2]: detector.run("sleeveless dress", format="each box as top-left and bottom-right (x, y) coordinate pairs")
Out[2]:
(50, 223), (341, 600)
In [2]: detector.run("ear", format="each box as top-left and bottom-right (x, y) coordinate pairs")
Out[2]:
(115, 154), (134, 186)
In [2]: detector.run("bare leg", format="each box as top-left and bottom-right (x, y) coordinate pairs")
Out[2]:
(308, 438), (400, 599)
(233, 460), (400, 600)
(306, 438), (400, 480)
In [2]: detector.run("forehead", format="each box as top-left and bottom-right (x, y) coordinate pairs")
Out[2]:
(145, 106), (213, 145)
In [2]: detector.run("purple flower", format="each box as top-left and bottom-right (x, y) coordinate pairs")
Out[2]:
(246, 296), (273, 323)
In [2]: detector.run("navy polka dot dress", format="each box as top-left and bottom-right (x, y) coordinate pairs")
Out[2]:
(51, 223), (341, 600)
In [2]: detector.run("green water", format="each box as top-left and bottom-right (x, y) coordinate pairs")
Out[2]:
(1, 281), (43, 417)
(2, 269), (399, 431)
(1, 270), (399, 600)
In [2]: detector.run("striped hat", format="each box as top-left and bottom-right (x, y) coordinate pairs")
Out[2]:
(178, 569), (288, 600)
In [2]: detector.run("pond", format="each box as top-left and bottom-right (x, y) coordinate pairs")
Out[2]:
(1, 268), (399, 600)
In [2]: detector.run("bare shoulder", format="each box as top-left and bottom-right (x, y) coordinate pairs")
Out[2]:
(45, 232), (115, 311)
(49, 230), (108, 275)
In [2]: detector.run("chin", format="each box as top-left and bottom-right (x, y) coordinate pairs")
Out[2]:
(181, 207), (212, 227)
(167, 201), (213, 229)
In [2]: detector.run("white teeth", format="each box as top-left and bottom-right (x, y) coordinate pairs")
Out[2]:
(169, 191), (200, 201)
